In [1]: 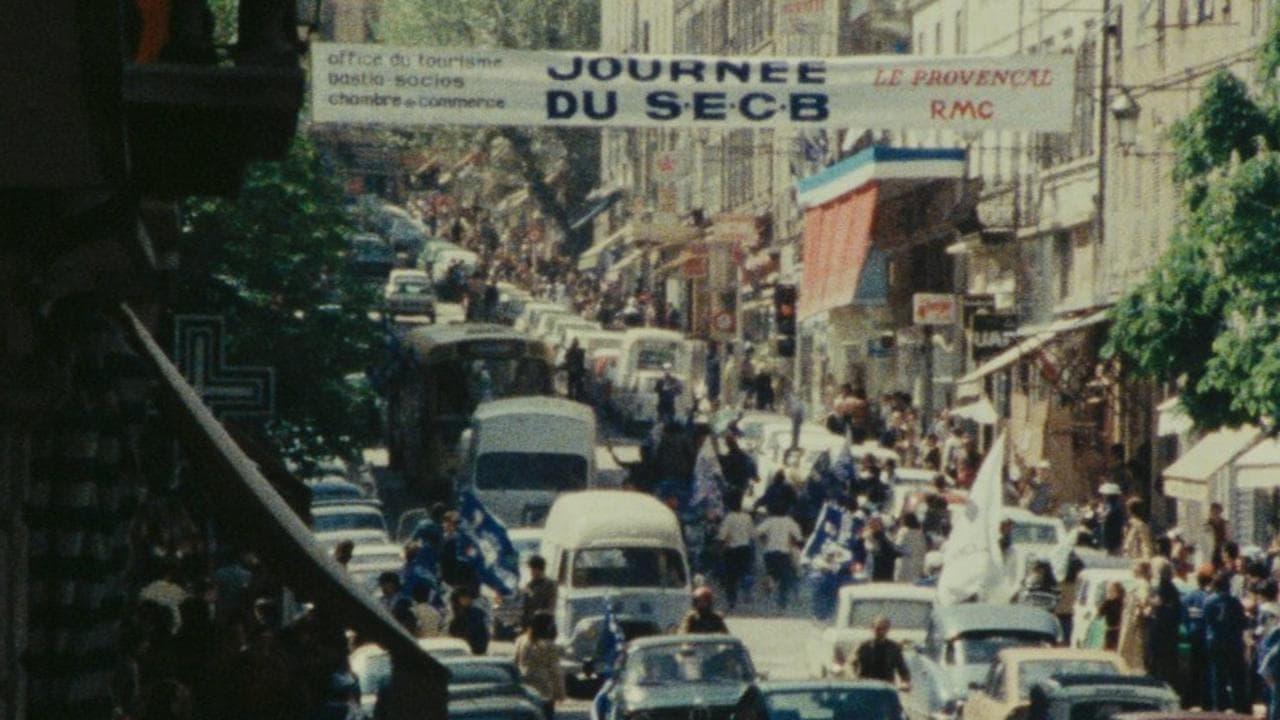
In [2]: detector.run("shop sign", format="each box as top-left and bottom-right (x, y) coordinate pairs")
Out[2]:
(971, 313), (1019, 360)
(912, 293), (958, 325)
(312, 44), (1075, 131)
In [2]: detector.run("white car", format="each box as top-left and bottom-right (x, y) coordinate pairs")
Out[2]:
(350, 638), (472, 713)
(384, 269), (436, 318)
(734, 411), (791, 454)
(312, 503), (390, 553)
(808, 583), (937, 679)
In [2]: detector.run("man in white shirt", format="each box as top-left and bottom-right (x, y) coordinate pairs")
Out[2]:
(757, 509), (803, 611)
(717, 498), (756, 610)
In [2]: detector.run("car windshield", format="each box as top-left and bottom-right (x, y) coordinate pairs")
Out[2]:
(635, 344), (679, 370)
(445, 661), (519, 687)
(848, 600), (933, 630)
(949, 632), (1053, 666)
(764, 688), (904, 720)
(475, 452), (588, 491)
(1011, 522), (1059, 545)
(313, 510), (385, 533)
(625, 642), (753, 685)
(571, 547), (687, 588)
(396, 282), (432, 296)
(1067, 700), (1165, 720)
(1017, 661), (1120, 697)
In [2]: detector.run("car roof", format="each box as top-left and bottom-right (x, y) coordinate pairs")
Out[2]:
(311, 503), (383, 516)
(350, 542), (401, 557)
(997, 647), (1124, 666)
(838, 583), (937, 603)
(623, 327), (685, 341)
(401, 323), (535, 353)
(755, 679), (898, 694)
(627, 634), (749, 651)
(544, 491), (682, 548)
(931, 604), (1060, 640)
(472, 396), (595, 423)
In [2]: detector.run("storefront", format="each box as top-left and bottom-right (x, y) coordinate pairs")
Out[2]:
(1162, 424), (1262, 552)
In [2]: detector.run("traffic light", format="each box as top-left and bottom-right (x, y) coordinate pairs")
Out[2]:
(774, 284), (797, 337)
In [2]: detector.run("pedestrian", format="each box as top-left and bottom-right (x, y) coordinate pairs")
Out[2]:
(447, 586), (490, 655)
(519, 555), (557, 631)
(893, 512), (928, 583)
(862, 517), (899, 582)
(564, 338), (586, 401)
(1117, 560), (1151, 672)
(410, 583), (443, 638)
(757, 508), (803, 610)
(833, 384), (857, 435)
(845, 386), (872, 444)
(717, 433), (758, 499)
(1055, 553), (1084, 644)
(849, 616), (911, 689)
(1122, 497), (1155, 559)
(920, 434), (942, 472)
(655, 363), (683, 426)
(739, 349), (756, 409)
(705, 343), (722, 407)
(1181, 565), (1214, 708)
(1098, 581), (1126, 651)
(332, 540), (354, 572)
(679, 586), (730, 634)
(1206, 502), (1230, 567)
(514, 611), (566, 720)
(1204, 570), (1251, 713)
(753, 470), (798, 518)
(716, 497), (755, 610)
(1099, 483), (1126, 555)
(755, 368), (775, 411)
(1145, 558), (1182, 687)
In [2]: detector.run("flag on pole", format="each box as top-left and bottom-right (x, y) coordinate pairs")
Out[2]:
(591, 602), (627, 720)
(457, 490), (521, 596)
(690, 436), (725, 520)
(801, 502), (863, 567)
(937, 431), (1007, 606)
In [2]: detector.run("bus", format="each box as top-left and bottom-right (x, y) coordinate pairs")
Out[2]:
(385, 323), (554, 501)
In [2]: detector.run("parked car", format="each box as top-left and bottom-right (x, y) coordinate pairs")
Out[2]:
(349, 637), (471, 714)
(601, 634), (758, 720)
(808, 583), (936, 679)
(348, 232), (394, 278)
(735, 680), (906, 720)
(901, 604), (1060, 720)
(440, 655), (547, 710)
(961, 648), (1128, 720)
(383, 268), (436, 320)
(306, 478), (367, 505)
(346, 542), (404, 596)
(448, 696), (545, 720)
(1025, 675), (1179, 720)
(311, 503), (390, 552)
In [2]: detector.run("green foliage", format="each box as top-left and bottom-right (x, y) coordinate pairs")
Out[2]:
(1107, 19), (1280, 429)
(176, 136), (382, 467)
(377, 0), (602, 253)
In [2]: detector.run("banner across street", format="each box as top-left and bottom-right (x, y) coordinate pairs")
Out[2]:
(312, 43), (1074, 131)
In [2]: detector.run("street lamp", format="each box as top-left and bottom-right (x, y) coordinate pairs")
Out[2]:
(1110, 88), (1140, 152)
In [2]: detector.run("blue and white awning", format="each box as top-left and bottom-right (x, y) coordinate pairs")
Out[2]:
(795, 146), (966, 208)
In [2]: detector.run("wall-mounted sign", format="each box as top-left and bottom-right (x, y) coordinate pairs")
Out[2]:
(971, 313), (1020, 360)
(912, 293), (958, 326)
(312, 43), (1074, 131)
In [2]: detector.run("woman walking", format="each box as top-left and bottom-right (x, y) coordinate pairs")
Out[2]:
(1117, 560), (1151, 672)
(515, 611), (566, 719)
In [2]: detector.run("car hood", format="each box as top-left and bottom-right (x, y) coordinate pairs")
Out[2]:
(622, 682), (749, 710)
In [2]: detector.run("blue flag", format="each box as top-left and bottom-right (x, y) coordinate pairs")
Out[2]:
(458, 491), (521, 596)
(690, 437), (725, 520)
(801, 502), (862, 566)
(591, 603), (627, 720)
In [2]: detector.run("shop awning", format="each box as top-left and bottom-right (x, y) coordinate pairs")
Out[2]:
(117, 304), (447, 718)
(952, 395), (999, 425)
(1233, 437), (1280, 489)
(1163, 424), (1262, 482)
(569, 188), (623, 231)
(956, 309), (1112, 385)
(794, 146), (965, 321)
(1157, 395), (1193, 437)
(605, 247), (646, 281)
(577, 227), (627, 270)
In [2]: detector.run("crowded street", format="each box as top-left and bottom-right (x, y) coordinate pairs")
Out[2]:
(10, 2), (1280, 720)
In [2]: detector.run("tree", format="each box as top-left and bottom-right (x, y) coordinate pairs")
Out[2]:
(1105, 26), (1280, 430)
(377, 0), (602, 255)
(175, 135), (383, 469)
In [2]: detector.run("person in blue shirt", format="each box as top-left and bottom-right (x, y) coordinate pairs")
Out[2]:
(1180, 565), (1214, 709)
(1204, 571), (1251, 713)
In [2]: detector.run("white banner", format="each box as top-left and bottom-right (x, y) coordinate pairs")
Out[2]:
(311, 43), (1074, 131)
(937, 431), (1007, 606)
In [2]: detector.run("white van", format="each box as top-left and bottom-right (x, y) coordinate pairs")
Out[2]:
(615, 328), (692, 427)
(460, 398), (596, 527)
(541, 491), (691, 685)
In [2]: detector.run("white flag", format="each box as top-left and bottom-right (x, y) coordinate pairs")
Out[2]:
(937, 431), (1007, 606)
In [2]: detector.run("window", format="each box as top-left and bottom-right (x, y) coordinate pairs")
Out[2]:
(474, 452), (588, 490)
(954, 11), (964, 52)
(935, 22), (942, 55)
(847, 600), (933, 630)
(917, 31), (926, 54)
(1069, 38), (1097, 159)
(570, 547), (688, 588)
(1054, 230), (1073, 300)
(726, 129), (755, 210)
(642, 20), (651, 52)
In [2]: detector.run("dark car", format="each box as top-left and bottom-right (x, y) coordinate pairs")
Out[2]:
(735, 680), (906, 720)
(448, 695), (545, 720)
(348, 233), (394, 278)
(307, 478), (367, 505)
(1026, 675), (1179, 720)
(602, 634), (758, 720)
(439, 656), (546, 712)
